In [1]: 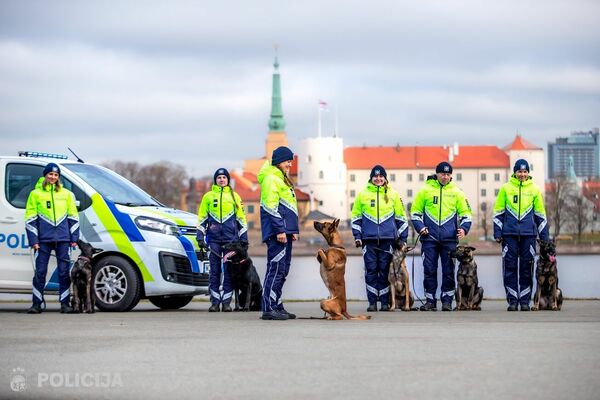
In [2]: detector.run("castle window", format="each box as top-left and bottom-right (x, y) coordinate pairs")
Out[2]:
(319, 171), (324, 179)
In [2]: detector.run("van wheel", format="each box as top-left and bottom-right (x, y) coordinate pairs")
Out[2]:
(148, 295), (194, 310)
(93, 256), (141, 312)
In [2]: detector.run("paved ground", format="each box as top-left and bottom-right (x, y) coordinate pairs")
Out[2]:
(1, 300), (599, 400)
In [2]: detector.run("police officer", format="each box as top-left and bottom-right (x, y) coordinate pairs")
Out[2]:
(258, 146), (298, 320)
(411, 162), (472, 311)
(25, 163), (80, 314)
(493, 159), (549, 311)
(351, 165), (408, 312)
(197, 168), (248, 312)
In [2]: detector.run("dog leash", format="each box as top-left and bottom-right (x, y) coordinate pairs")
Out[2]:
(410, 232), (427, 306)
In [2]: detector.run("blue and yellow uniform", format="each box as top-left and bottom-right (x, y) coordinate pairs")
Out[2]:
(197, 169), (248, 309)
(494, 160), (548, 309)
(25, 164), (79, 309)
(411, 164), (472, 308)
(258, 147), (298, 319)
(351, 165), (408, 309)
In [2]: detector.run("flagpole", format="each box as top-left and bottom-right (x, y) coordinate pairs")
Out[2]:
(318, 102), (322, 138)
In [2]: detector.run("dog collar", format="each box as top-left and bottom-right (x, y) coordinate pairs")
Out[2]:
(330, 244), (345, 250)
(78, 256), (91, 262)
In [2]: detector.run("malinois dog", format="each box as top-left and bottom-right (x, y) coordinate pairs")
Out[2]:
(450, 245), (484, 311)
(313, 219), (370, 320)
(388, 241), (415, 311)
(532, 239), (563, 311)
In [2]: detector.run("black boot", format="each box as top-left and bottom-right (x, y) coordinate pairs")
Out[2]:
(27, 304), (43, 314)
(261, 310), (289, 320)
(379, 304), (390, 311)
(441, 303), (453, 311)
(222, 303), (232, 312)
(520, 304), (530, 311)
(420, 302), (437, 311)
(208, 304), (220, 312)
(367, 304), (378, 312)
(507, 304), (518, 311)
(279, 308), (296, 319)
(60, 304), (74, 314)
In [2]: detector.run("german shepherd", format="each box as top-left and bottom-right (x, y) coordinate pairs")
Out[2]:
(71, 240), (103, 313)
(314, 219), (370, 320)
(222, 241), (263, 311)
(532, 239), (563, 311)
(450, 245), (484, 311)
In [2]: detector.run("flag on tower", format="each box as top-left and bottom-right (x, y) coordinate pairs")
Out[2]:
(318, 99), (329, 111)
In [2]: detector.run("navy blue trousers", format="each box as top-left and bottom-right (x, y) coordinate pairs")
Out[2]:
(208, 242), (233, 305)
(422, 240), (457, 305)
(502, 235), (536, 306)
(362, 240), (394, 306)
(32, 242), (71, 305)
(262, 235), (293, 312)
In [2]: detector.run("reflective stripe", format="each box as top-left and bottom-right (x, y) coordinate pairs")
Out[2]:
(493, 217), (503, 229)
(519, 287), (531, 298)
(352, 223), (362, 232)
(506, 287), (518, 298)
(442, 290), (455, 297)
(411, 213), (424, 223)
(25, 224), (38, 236)
(530, 245), (536, 258)
(69, 222), (79, 234)
(210, 289), (221, 300)
(261, 203), (282, 218)
(502, 245), (508, 258)
(272, 248), (286, 264)
(379, 286), (390, 295)
(222, 291), (233, 301)
(270, 290), (277, 301)
(32, 287), (43, 301)
(60, 289), (70, 302)
(280, 199), (298, 215)
(425, 292), (434, 300)
(366, 284), (378, 296)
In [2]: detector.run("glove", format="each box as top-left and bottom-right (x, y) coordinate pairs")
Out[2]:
(355, 239), (362, 248)
(495, 237), (503, 244)
(198, 239), (207, 250)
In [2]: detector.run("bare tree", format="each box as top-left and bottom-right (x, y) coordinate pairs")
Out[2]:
(103, 160), (188, 208)
(545, 176), (577, 237)
(569, 194), (593, 241)
(479, 201), (493, 240)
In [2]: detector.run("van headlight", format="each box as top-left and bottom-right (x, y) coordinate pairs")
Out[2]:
(134, 216), (179, 236)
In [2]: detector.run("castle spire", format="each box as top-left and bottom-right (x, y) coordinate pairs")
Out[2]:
(268, 47), (286, 131)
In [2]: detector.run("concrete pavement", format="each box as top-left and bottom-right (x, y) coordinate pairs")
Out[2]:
(1, 300), (599, 400)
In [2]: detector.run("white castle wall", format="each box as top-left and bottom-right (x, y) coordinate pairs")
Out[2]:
(297, 137), (348, 219)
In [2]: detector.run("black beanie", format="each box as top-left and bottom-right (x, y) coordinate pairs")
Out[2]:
(513, 159), (530, 173)
(271, 146), (294, 165)
(436, 162), (453, 174)
(43, 163), (61, 176)
(369, 165), (387, 180)
(213, 168), (230, 184)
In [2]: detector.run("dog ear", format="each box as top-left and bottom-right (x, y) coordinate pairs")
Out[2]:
(92, 247), (104, 254)
(241, 241), (249, 250)
(468, 246), (476, 251)
(333, 219), (340, 229)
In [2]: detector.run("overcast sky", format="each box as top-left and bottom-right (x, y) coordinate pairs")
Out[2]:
(1, 0), (599, 177)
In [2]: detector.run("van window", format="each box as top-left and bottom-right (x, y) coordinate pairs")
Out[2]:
(5, 163), (92, 211)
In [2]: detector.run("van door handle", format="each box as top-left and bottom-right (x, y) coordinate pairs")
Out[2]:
(0, 217), (18, 224)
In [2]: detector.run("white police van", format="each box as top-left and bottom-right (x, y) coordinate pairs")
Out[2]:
(0, 151), (209, 311)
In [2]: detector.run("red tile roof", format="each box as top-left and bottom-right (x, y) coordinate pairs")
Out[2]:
(344, 145), (510, 170)
(503, 134), (542, 151)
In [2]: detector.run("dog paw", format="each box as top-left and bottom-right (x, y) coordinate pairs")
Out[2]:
(552, 305), (558, 311)
(531, 306), (539, 311)
(402, 307), (410, 312)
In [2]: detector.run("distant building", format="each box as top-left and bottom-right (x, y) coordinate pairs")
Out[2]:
(548, 128), (600, 179)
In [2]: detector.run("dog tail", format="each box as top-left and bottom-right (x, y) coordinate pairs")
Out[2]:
(342, 311), (371, 320)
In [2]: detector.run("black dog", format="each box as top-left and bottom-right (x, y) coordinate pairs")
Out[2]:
(533, 239), (563, 311)
(450, 245), (484, 311)
(71, 240), (103, 313)
(222, 241), (262, 311)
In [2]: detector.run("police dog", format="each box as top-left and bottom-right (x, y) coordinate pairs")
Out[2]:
(71, 240), (103, 313)
(222, 241), (262, 311)
(388, 241), (415, 311)
(450, 245), (484, 311)
(532, 239), (563, 311)
(314, 219), (370, 320)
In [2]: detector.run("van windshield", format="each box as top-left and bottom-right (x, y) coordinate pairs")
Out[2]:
(66, 164), (161, 207)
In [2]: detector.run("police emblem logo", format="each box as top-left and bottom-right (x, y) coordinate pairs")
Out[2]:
(218, 169), (224, 174)
(52, 167), (58, 172)
(10, 367), (27, 392)
(444, 166), (449, 172)
(520, 164), (526, 170)
(375, 169), (380, 175)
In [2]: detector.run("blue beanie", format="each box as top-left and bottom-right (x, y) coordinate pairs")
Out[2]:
(213, 168), (230, 184)
(513, 159), (530, 173)
(370, 165), (387, 180)
(43, 163), (61, 176)
(436, 161), (453, 174)
(271, 146), (294, 166)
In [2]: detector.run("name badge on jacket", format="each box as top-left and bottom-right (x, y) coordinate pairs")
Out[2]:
(370, 200), (375, 208)
(46, 201), (52, 209)
(213, 199), (218, 208)
(513, 195), (518, 204)
(433, 196), (438, 205)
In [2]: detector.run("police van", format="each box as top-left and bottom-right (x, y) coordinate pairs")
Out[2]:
(0, 151), (209, 311)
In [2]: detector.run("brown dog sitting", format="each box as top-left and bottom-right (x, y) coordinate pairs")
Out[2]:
(314, 219), (370, 320)
(388, 241), (415, 311)
(450, 245), (484, 311)
(532, 239), (563, 311)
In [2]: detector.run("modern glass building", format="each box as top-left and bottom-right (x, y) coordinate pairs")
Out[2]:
(548, 128), (599, 178)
